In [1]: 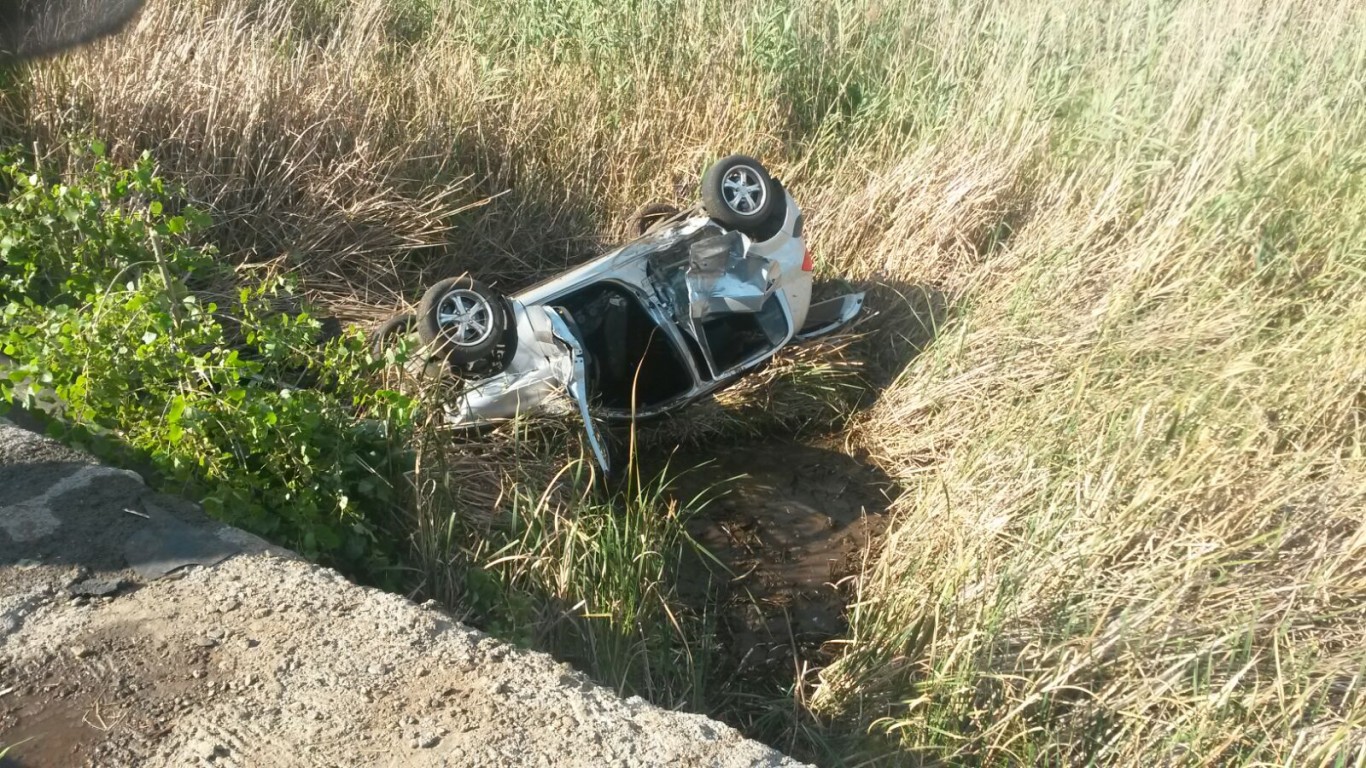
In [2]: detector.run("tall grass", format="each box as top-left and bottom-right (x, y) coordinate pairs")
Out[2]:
(9, 0), (1366, 763)
(407, 414), (718, 706)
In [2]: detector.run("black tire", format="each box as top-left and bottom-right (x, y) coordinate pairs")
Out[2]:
(701, 154), (782, 236)
(369, 313), (414, 358)
(750, 177), (788, 242)
(417, 276), (506, 366)
(629, 202), (680, 237)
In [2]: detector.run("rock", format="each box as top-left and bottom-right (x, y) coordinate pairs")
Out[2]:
(415, 733), (440, 749)
(195, 740), (228, 760)
(195, 636), (218, 648)
(69, 644), (93, 658)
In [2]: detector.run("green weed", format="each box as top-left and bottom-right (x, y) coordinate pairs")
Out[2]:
(0, 144), (416, 574)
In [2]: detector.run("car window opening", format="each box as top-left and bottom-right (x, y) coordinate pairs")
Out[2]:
(553, 283), (692, 409)
(702, 294), (788, 373)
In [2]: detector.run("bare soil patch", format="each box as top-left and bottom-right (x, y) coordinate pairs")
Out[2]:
(1, 615), (214, 767)
(656, 438), (898, 693)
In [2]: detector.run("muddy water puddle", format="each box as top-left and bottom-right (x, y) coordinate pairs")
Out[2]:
(650, 438), (898, 689)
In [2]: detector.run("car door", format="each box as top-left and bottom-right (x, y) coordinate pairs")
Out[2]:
(652, 230), (795, 381)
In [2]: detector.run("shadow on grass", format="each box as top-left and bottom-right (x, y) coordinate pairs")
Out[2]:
(610, 278), (954, 765)
(638, 437), (900, 766)
(845, 278), (953, 404)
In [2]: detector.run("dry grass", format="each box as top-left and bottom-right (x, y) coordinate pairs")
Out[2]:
(11, 0), (1366, 763)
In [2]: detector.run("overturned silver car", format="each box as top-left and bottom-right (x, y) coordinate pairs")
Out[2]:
(376, 155), (863, 470)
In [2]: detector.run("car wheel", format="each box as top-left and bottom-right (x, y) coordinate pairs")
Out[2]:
(701, 154), (783, 236)
(369, 313), (414, 358)
(750, 177), (788, 242)
(629, 202), (680, 236)
(417, 276), (507, 367)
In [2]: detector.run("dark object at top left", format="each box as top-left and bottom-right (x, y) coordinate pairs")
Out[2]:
(0, 0), (144, 63)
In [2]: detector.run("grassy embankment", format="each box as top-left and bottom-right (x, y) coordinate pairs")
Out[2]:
(6, 0), (1365, 763)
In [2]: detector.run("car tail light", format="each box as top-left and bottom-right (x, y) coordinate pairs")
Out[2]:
(801, 248), (814, 272)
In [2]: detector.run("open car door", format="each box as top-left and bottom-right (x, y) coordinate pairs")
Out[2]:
(651, 230), (793, 380)
(795, 292), (865, 341)
(544, 309), (611, 474)
(446, 304), (611, 474)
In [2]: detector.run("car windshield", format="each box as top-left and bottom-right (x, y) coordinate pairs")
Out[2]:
(645, 228), (790, 378)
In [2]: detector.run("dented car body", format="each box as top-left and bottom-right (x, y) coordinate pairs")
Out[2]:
(392, 156), (863, 470)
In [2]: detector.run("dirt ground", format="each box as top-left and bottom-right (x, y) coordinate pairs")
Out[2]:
(656, 437), (898, 702)
(0, 418), (805, 768)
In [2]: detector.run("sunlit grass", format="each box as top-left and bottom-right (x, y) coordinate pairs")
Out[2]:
(10, 0), (1366, 763)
